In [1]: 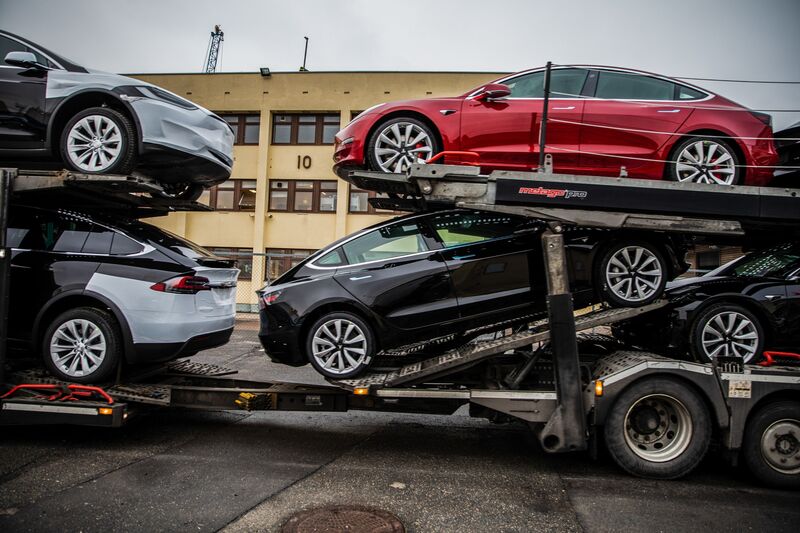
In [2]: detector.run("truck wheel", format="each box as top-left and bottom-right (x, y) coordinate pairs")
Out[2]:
(61, 107), (137, 175)
(42, 307), (122, 383)
(604, 378), (711, 479)
(597, 240), (667, 307)
(306, 312), (375, 379)
(742, 401), (800, 489)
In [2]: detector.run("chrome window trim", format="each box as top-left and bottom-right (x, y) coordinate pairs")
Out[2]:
(307, 212), (433, 270)
(466, 66), (711, 103)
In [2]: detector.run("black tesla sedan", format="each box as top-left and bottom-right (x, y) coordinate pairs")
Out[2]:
(0, 30), (233, 200)
(615, 242), (800, 364)
(257, 209), (687, 378)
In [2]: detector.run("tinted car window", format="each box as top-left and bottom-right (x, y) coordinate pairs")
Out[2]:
(12, 211), (92, 252)
(677, 85), (706, 100)
(0, 35), (26, 65)
(110, 233), (144, 255)
(82, 226), (115, 254)
(595, 71), (675, 100)
(0, 35), (53, 67)
(342, 222), (428, 264)
(429, 211), (532, 248)
(317, 248), (346, 266)
(505, 68), (589, 98)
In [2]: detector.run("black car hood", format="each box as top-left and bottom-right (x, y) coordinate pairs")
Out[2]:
(666, 275), (777, 298)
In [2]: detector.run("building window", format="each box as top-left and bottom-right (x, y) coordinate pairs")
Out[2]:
(206, 247), (253, 279)
(271, 113), (340, 145)
(348, 186), (399, 214)
(205, 179), (258, 211)
(220, 114), (261, 145)
(350, 110), (364, 122)
(269, 180), (338, 212)
(695, 250), (721, 276)
(265, 248), (314, 280)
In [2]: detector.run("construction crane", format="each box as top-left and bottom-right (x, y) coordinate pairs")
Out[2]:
(204, 25), (224, 73)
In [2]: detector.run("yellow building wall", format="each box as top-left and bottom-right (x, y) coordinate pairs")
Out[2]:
(131, 71), (503, 310)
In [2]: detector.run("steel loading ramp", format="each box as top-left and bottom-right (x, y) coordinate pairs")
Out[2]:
(330, 300), (668, 391)
(8, 168), (211, 217)
(346, 163), (800, 236)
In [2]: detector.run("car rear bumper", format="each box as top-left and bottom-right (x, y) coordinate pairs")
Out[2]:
(131, 98), (234, 186)
(257, 306), (306, 366)
(128, 326), (234, 364)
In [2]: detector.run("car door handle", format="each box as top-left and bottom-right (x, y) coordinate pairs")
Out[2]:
(552, 106), (575, 110)
(349, 275), (372, 281)
(765, 294), (783, 301)
(657, 109), (681, 113)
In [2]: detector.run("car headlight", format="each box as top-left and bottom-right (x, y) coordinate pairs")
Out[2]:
(118, 85), (198, 110)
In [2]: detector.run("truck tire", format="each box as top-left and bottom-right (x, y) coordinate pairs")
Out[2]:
(742, 401), (800, 489)
(604, 377), (711, 479)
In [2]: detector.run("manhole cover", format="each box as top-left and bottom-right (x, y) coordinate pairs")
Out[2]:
(282, 505), (405, 533)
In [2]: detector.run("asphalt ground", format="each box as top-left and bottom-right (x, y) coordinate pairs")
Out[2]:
(1, 320), (799, 532)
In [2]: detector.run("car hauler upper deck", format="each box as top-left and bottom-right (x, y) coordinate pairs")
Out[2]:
(1, 165), (799, 489)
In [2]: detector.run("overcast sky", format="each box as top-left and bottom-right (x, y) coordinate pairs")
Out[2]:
(2, 0), (799, 128)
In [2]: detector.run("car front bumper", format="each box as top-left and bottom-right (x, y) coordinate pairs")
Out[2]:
(332, 114), (377, 179)
(130, 98), (234, 186)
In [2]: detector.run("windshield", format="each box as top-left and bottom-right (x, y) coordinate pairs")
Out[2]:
(718, 243), (800, 279)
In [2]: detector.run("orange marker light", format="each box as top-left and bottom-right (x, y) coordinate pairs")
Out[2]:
(353, 387), (369, 396)
(594, 380), (604, 397)
(98, 407), (114, 415)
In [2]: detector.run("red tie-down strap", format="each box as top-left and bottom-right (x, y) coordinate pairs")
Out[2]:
(758, 351), (800, 367)
(425, 151), (481, 166)
(1, 383), (114, 405)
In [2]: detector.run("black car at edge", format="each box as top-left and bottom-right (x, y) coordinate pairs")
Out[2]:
(615, 242), (800, 363)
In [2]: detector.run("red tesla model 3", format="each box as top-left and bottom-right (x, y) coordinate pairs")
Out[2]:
(333, 66), (779, 186)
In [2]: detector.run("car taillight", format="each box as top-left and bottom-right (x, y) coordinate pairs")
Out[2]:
(750, 111), (772, 128)
(150, 275), (211, 294)
(261, 291), (281, 305)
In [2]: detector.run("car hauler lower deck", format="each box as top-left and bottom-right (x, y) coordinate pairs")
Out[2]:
(1, 166), (799, 489)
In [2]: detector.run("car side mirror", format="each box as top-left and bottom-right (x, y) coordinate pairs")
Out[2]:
(4, 51), (48, 70)
(475, 83), (511, 101)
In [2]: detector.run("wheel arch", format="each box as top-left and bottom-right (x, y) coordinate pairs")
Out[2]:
(33, 290), (135, 362)
(663, 129), (748, 183)
(47, 89), (142, 155)
(365, 110), (445, 158)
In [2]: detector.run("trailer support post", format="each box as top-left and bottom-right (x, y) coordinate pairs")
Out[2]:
(538, 229), (587, 452)
(538, 61), (552, 171)
(0, 168), (12, 388)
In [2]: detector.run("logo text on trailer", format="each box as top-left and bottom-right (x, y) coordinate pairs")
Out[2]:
(518, 186), (588, 199)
